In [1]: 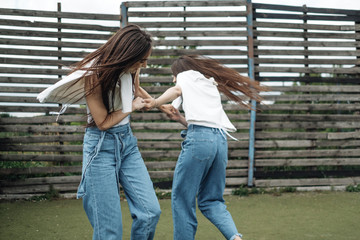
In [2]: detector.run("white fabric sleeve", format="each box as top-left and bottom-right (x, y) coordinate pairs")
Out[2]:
(120, 73), (133, 113)
(171, 96), (182, 109)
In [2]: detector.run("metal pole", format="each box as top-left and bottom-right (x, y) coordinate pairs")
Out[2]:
(120, 2), (128, 27)
(246, 0), (256, 187)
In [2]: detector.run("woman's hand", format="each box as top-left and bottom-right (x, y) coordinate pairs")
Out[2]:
(165, 106), (182, 121)
(144, 98), (157, 110)
(132, 97), (146, 111)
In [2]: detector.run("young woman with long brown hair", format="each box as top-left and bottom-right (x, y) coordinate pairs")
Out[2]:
(145, 55), (266, 240)
(38, 24), (162, 240)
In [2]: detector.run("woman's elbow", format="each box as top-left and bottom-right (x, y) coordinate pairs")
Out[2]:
(174, 87), (182, 97)
(97, 124), (109, 131)
(95, 117), (111, 131)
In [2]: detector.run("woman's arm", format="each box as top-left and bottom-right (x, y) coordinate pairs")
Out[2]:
(134, 68), (152, 99)
(85, 75), (145, 131)
(144, 85), (182, 109)
(165, 105), (187, 127)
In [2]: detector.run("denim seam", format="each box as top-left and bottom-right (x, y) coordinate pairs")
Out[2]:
(89, 167), (101, 240)
(77, 131), (106, 199)
(120, 168), (152, 237)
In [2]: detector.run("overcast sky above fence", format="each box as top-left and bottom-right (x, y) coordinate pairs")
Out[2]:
(1, 0), (359, 13)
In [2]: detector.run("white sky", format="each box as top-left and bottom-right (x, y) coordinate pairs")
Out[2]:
(1, 0), (359, 13)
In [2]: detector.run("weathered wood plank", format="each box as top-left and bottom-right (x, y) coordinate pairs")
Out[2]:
(254, 12), (360, 22)
(255, 177), (360, 187)
(255, 132), (356, 140)
(225, 177), (248, 186)
(132, 21), (247, 28)
(255, 140), (360, 149)
(256, 58), (358, 65)
(0, 166), (81, 175)
(269, 85), (360, 93)
(0, 8), (120, 20)
(255, 149), (360, 158)
(0, 183), (79, 194)
(257, 103), (360, 111)
(253, 3), (359, 16)
(0, 19), (118, 32)
(257, 67), (360, 74)
(128, 11), (247, 18)
(256, 158), (360, 166)
(0, 106), (85, 114)
(0, 29), (113, 40)
(263, 94), (360, 102)
(255, 40), (360, 48)
(255, 121), (360, 129)
(0, 37), (102, 50)
(0, 125), (85, 133)
(0, 134), (84, 144)
(0, 175), (81, 187)
(256, 114), (360, 121)
(126, 1), (247, 7)
(254, 21), (358, 31)
(257, 77), (360, 84)
(0, 76), (59, 84)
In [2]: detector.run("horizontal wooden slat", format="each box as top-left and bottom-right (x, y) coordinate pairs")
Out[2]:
(255, 140), (360, 148)
(0, 29), (113, 40)
(257, 103), (360, 111)
(0, 175), (81, 187)
(0, 19), (118, 32)
(263, 94), (360, 102)
(269, 85), (360, 93)
(255, 131), (360, 140)
(128, 11), (247, 18)
(254, 22), (358, 31)
(256, 158), (360, 166)
(256, 58), (359, 65)
(125, 1), (247, 7)
(253, 3), (359, 16)
(131, 21), (247, 28)
(257, 67), (360, 74)
(254, 13), (360, 22)
(0, 8), (120, 20)
(255, 149), (360, 158)
(257, 77), (360, 84)
(0, 165), (81, 175)
(255, 30), (356, 39)
(255, 177), (360, 187)
(255, 49), (360, 56)
(256, 114), (360, 121)
(0, 37), (103, 49)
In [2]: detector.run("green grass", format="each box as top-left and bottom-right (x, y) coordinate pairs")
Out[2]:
(1, 192), (359, 240)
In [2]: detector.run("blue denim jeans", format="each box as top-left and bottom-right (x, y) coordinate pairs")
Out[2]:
(172, 124), (242, 240)
(77, 123), (161, 240)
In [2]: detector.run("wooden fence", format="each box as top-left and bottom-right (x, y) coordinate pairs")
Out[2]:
(0, 0), (359, 199)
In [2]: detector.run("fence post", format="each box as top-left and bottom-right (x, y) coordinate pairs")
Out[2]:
(120, 2), (128, 27)
(356, 20), (360, 69)
(57, 2), (65, 163)
(303, 5), (309, 77)
(246, 0), (256, 187)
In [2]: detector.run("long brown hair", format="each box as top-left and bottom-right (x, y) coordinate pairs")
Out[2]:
(171, 55), (266, 109)
(66, 24), (152, 114)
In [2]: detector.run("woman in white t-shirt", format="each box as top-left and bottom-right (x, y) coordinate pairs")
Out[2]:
(38, 24), (163, 240)
(145, 55), (265, 240)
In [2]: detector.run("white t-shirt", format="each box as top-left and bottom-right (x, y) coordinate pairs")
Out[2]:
(172, 70), (236, 132)
(87, 72), (133, 127)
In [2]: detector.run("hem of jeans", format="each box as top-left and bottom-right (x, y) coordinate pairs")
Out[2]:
(229, 233), (243, 240)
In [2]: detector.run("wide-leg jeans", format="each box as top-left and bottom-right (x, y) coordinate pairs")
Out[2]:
(172, 124), (242, 240)
(77, 123), (161, 240)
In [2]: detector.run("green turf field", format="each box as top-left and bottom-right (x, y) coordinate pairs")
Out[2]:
(1, 192), (359, 240)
